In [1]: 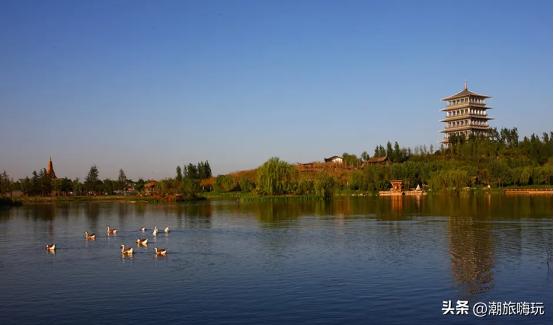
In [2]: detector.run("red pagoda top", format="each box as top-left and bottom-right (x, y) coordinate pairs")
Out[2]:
(46, 157), (57, 179)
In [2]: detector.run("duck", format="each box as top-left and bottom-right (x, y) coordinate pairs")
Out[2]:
(154, 247), (167, 256)
(84, 231), (96, 240)
(164, 226), (170, 234)
(107, 226), (118, 235)
(136, 238), (148, 246)
(140, 227), (146, 232)
(152, 226), (158, 237)
(45, 243), (56, 251)
(120, 244), (134, 256)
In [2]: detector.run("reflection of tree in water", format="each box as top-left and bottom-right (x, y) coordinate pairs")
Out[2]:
(213, 196), (433, 226)
(326, 199), (352, 217)
(446, 195), (495, 295)
(174, 203), (212, 229)
(84, 202), (100, 230)
(117, 202), (128, 219)
(20, 204), (57, 237)
(253, 199), (303, 227)
(135, 203), (146, 217)
(23, 204), (56, 221)
(56, 203), (70, 220)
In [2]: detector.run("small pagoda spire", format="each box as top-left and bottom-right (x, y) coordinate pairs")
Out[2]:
(46, 156), (57, 179)
(464, 81), (468, 90)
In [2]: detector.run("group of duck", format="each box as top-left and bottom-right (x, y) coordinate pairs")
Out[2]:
(45, 225), (170, 257)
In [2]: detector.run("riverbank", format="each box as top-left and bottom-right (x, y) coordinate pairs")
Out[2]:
(0, 197), (23, 207)
(7, 185), (552, 205)
(13, 195), (206, 204)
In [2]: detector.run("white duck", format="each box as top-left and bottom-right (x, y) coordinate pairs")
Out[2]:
(136, 238), (148, 246)
(154, 247), (167, 256)
(120, 244), (134, 256)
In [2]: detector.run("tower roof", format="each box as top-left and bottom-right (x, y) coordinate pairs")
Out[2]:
(442, 83), (490, 101)
(46, 157), (57, 179)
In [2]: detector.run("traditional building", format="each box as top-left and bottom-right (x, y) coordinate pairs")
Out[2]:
(46, 157), (57, 179)
(324, 156), (343, 164)
(441, 83), (492, 144)
(362, 155), (390, 166)
(390, 180), (403, 192)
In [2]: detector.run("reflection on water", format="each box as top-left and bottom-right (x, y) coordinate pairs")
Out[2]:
(449, 215), (495, 295)
(0, 194), (551, 325)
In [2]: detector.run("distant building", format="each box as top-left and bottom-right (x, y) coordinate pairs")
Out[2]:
(390, 180), (403, 192)
(324, 156), (343, 164)
(143, 180), (158, 196)
(46, 157), (57, 179)
(363, 155), (390, 165)
(441, 83), (493, 144)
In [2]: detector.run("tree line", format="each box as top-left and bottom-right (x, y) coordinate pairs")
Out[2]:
(1, 127), (551, 198)
(211, 127), (552, 196)
(0, 166), (147, 197)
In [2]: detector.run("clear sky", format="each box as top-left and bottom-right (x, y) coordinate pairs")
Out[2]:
(0, 0), (552, 180)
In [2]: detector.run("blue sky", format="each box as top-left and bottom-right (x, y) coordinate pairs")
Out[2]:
(0, 0), (552, 179)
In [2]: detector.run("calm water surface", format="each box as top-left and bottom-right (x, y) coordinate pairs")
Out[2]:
(0, 194), (551, 324)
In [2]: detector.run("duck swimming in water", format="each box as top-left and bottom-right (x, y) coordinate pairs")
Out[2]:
(152, 226), (158, 237)
(140, 227), (146, 232)
(120, 245), (134, 256)
(84, 231), (96, 240)
(164, 226), (170, 234)
(154, 247), (167, 256)
(107, 226), (118, 235)
(136, 238), (148, 246)
(45, 244), (56, 251)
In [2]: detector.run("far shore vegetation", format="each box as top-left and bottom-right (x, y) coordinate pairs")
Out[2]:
(0, 127), (552, 206)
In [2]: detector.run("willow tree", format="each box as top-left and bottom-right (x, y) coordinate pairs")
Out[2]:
(256, 157), (296, 195)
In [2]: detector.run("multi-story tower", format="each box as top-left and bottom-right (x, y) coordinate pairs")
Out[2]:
(441, 83), (492, 144)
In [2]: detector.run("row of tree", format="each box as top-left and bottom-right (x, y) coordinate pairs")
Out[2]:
(0, 166), (149, 197)
(151, 161), (213, 199)
(1, 127), (551, 198)
(210, 127), (552, 195)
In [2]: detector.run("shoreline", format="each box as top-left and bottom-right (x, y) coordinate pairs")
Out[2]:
(3, 186), (551, 206)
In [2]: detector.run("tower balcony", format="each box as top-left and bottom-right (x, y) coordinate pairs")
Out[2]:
(441, 103), (490, 112)
(441, 115), (493, 122)
(443, 101), (487, 109)
(441, 124), (490, 133)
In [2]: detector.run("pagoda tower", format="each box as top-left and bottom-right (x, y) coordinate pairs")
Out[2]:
(441, 83), (493, 144)
(46, 157), (57, 179)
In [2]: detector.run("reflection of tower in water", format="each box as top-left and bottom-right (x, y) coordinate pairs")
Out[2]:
(448, 214), (495, 295)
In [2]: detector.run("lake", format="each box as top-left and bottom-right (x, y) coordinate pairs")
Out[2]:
(0, 194), (551, 324)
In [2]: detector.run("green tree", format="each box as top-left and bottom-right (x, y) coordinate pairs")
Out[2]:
(314, 172), (335, 199)
(117, 169), (127, 192)
(256, 157), (296, 195)
(135, 178), (146, 192)
(0, 171), (11, 196)
(214, 175), (239, 192)
(85, 165), (100, 194)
